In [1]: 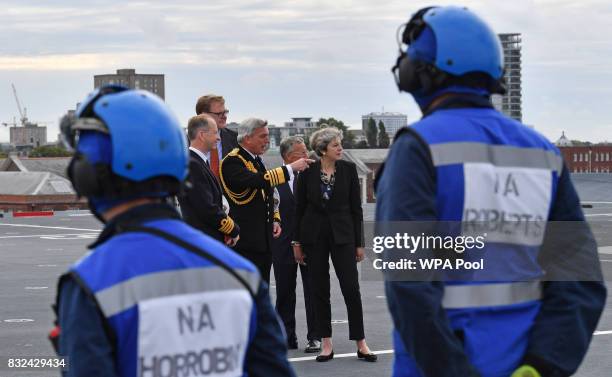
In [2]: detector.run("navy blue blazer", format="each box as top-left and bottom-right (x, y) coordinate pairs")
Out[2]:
(294, 160), (364, 247)
(179, 150), (239, 241)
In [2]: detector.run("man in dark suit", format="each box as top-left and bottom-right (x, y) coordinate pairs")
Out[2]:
(179, 114), (240, 245)
(195, 94), (239, 177)
(219, 118), (313, 283)
(272, 136), (320, 352)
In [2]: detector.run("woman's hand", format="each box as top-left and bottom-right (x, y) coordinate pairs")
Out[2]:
(356, 247), (365, 262)
(293, 244), (306, 265)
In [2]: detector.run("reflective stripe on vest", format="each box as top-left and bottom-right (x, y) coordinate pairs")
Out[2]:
(429, 142), (563, 173)
(442, 281), (542, 309)
(95, 266), (260, 317)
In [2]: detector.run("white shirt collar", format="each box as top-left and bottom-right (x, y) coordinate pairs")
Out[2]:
(189, 146), (208, 163)
(241, 145), (258, 160)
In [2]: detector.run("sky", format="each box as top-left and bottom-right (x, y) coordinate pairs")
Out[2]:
(0, 0), (611, 144)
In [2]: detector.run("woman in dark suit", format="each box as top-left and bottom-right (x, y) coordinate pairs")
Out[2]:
(293, 126), (377, 362)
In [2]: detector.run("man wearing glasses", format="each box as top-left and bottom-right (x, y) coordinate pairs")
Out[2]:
(195, 94), (239, 177)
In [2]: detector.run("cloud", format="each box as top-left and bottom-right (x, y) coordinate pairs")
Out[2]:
(0, 0), (611, 142)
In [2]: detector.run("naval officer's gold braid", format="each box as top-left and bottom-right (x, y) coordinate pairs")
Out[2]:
(219, 149), (258, 205)
(218, 217), (235, 234)
(219, 148), (287, 205)
(264, 167), (287, 186)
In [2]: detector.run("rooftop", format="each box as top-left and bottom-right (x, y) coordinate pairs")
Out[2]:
(344, 149), (389, 163)
(0, 172), (74, 195)
(0, 156), (71, 178)
(362, 112), (407, 117)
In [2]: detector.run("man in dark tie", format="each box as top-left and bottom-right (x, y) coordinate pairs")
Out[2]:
(219, 118), (313, 283)
(195, 94), (239, 177)
(272, 136), (321, 352)
(179, 114), (240, 245)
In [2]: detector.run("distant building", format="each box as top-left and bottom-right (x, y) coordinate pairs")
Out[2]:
(284, 117), (317, 128)
(492, 33), (522, 122)
(0, 156), (85, 211)
(268, 134), (279, 152)
(361, 112), (407, 139)
(343, 149), (389, 203)
(10, 124), (47, 150)
(555, 131), (573, 147)
(0, 155), (71, 178)
(268, 117), (318, 147)
(348, 129), (366, 144)
(94, 68), (165, 99)
(556, 133), (612, 173)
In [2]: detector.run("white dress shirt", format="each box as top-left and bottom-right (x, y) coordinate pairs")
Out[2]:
(189, 146), (208, 165)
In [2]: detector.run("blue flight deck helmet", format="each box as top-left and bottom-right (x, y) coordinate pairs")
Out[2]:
(61, 85), (188, 207)
(392, 6), (506, 96)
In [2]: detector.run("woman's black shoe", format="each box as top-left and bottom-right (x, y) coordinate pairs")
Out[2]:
(315, 351), (334, 362)
(357, 350), (378, 362)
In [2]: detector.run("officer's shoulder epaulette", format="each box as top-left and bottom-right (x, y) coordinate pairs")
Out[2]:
(227, 148), (240, 157)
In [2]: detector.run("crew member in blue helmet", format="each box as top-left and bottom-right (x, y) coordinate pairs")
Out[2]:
(52, 85), (295, 377)
(376, 6), (606, 377)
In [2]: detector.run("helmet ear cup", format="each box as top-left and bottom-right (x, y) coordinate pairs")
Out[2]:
(396, 54), (448, 95)
(68, 153), (102, 197)
(396, 54), (421, 93)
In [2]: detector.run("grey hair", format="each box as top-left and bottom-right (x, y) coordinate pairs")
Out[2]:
(187, 114), (214, 141)
(309, 127), (342, 157)
(237, 118), (268, 143)
(279, 136), (305, 158)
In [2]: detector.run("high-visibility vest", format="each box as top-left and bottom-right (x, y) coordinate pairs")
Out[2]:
(64, 219), (260, 377)
(392, 105), (562, 377)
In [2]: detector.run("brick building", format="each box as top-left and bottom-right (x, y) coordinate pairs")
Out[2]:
(94, 68), (165, 99)
(558, 146), (612, 173)
(0, 157), (86, 211)
(0, 171), (86, 211)
(555, 132), (612, 173)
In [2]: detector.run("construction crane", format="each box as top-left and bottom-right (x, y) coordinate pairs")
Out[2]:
(11, 83), (36, 127)
(1, 116), (18, 127)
